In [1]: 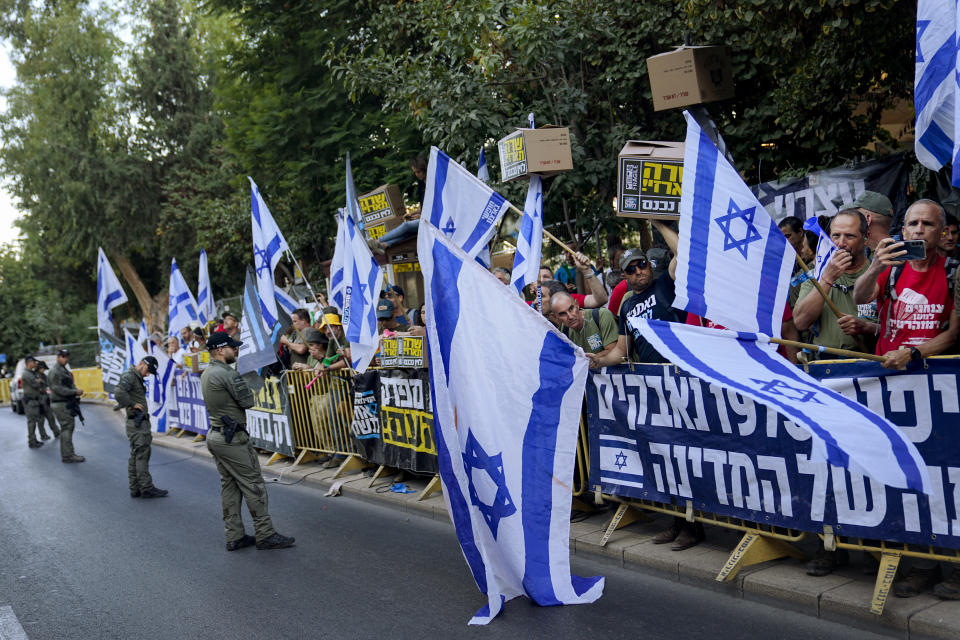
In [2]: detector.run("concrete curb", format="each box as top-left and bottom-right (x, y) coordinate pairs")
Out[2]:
(139, 414), (960, 640)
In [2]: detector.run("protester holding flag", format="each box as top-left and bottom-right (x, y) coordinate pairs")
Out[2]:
(793, 209), (877, 358)
(115, 356), (168, 499)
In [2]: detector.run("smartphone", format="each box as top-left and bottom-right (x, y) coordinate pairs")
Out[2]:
(891, 235), (927, 261)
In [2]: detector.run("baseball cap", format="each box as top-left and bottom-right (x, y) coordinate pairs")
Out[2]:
(57, 348), (70, 357)
(619, 248), (648, 271)
(850, 191), (893, 217)
(377, 299), (395, 319)
(36, 360), (47, 369)
(385, 284), (405, 298)
(302, 327), (325, 344)
(142, 355), (159, 375)
(24, 355), (35, 363)
(318, 312), (342, 328)
(221, 310), (239, 321)
(206, 331), (243, 350)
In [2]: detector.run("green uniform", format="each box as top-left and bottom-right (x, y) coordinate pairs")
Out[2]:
(324, 336), (349, 360)
(288, 331), (308, 366)
(797, 261), (872, 356)
(200, 359), (277, 544)
(562, 307), (619, 354)
(115, 367), (156, 493)
(36, 371), (60, 438)
(48, 360), (80, 459)
(21, 367), (43, 446)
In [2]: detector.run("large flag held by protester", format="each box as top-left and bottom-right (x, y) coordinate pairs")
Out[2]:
(673, 111), (795, 337)
(168, 258), (200, 338)
(630, 319), (932, 493)
(802, 216), (836, 282)
(97, 247), (128, 336)
(197, 248), (215, 326)
(423, 146), (512, 260)
(250, 177), (290, 330)
(329, 209), (348, 313)
(419, 220), (604, 625)
(237, 265), (281, 375)
(915, 0), (959, 184)
(125, 327), (147, 368)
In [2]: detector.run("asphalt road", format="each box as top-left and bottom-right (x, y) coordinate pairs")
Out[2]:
(0, 403), (887, 640)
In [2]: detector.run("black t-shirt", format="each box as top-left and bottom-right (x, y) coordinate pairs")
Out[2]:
(617, 272), (678, 363)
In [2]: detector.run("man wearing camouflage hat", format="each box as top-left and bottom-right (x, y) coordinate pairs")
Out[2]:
(201, 331), (294, 551)
(115, 356), (168, 498)
(849, 190), (894, 252)
(49, 349), (85, 463)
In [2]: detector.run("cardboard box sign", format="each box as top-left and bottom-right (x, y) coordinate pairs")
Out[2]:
(357, 184), (405, 226)
(646, 46), (734, 112)
(364, 217), (402, 241)
(616, 141), (684, 221)
(380, 336), (425, 368)
(497, 126), (573, 182)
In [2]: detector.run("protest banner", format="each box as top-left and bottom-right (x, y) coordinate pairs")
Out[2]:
(98, 330), (126, 393)
(167, 372), (209, 435)
(244, 372), (296, 457)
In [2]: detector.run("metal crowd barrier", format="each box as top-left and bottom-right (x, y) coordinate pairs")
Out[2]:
(285, 369), (365, 473)
(0, 378), (11, 404)
(72, 366), (108, 401)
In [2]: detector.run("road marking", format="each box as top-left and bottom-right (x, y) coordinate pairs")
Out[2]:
(0, 606), (29, 640)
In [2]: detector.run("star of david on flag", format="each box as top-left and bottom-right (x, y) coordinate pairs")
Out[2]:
(420, 220), (603, 625)
(629, 318), (931, 494)
(673, 111), (795, 337)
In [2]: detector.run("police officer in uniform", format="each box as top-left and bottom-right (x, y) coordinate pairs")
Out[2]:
(35, 360), (61, 440)
(21, 356), (45, 449)
(49, 348), (85, 463)
(200, 332), (294, 551)
(115, 356), (168, 498)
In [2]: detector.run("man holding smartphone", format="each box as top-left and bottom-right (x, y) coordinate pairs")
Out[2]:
(853, 199), (958, 370)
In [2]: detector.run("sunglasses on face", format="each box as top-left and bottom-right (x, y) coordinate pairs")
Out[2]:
(624, 259), (649, 274)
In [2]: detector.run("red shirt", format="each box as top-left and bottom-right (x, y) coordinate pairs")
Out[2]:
(608, 279), (629, 314)
(875, 256), (953, 353)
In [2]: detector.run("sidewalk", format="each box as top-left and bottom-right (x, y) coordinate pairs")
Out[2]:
(146, 420), (960, 639)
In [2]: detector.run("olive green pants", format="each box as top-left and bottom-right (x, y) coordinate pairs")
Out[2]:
(206, 429), (276, 543)
(24, 397), (42, 445)
(42, 401), (60, 437)
(51, 403), (76, 459)
(126, 420), (155, 492)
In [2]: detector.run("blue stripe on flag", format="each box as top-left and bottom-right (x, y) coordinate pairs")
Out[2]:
(520, 331), (575, 606)
(916, 38), (957, 115)
(736, 336), (925, 491)
(756, 218), (786, 335)
(461, 193), (505, 254)
(104, 290), (123, 311)
(686, 127), (719, 315)
(426, 340), (488, 594)
(430, 153), (450, 227)
(919, 119), (954, 166)
(429, 238), (463, 385)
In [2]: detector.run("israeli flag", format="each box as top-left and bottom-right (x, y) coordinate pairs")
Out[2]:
(423, 146), (512, 260)
(674, 111), (795, 337)
(420, 221), (604, 625)
(250, 177), (290, 329)
(145, 343), (175, 434)
(341, 154), (383, 373)
(96, 247), (128, 336)
(167, 258), (200, 338)
(138, 319), (149, 347)
(275, 287), (300, 315)
(477, 147), (490, 183)
(329, 209), (348, 312)
(802, 216), (836, 282)
(631, 319), (931, 493)
(509, 174), (544, 296)
(598, 434), (644, 491)
(125, 327), (147, 368)
(197, 248), (215, 326)
(915, 0), (957, 174)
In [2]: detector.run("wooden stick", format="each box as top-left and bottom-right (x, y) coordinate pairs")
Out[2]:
(794, 254), (872, 354)
(508, 202), (580, 259)
(770, 337), (885, 362)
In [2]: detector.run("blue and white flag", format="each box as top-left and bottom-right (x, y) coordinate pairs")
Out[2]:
(329, 209), (348, 312)
(275, 287), (300, 316)
(138, 319), (149, 347)
(477, 147), (490, 183)
(168, 258), (200, 338)
(97, 247), (128, 336)
(423, 146), (512, 260)
(250, 177), (290, 330)
(802, 216), (836, 282)
(509, 174), (543, 296)
(340, 155), (383, 373)
(915, 0), (957, 177)
(125, 327), (147, 368)
(197, 248), (215, 326)
(420, 221), (604, 625)
(674, 111), (795, 337)
(237, 265), (280, 375)
(145, 344), (174, 434)
(597, 434), (644, 493)
(630, 318), (932, 494)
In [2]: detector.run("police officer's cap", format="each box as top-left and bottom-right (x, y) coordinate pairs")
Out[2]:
(57, 348), (70, 357)
(36, 360), (48, 370)
(24, 355), (36, 363)
(142, 355), (159, 375)
(206, 331), (243, 350)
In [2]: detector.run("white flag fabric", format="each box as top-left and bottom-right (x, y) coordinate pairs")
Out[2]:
(329, 209), (349, 313)
(167, 258), (200, 338)
(509, 174), (544, 296)
(420, 221), (604, 625)
(915, 0), (957, 177)
(96, 247), (128, 336)
(477, 147), (490, 183)
(197, 248), (215, 326)
(250, 177), (290, 329)
(802, 216), (836, 282)
(673, 111), (795, 337)
(423, 146), (511, 259)
(630, 318), (931, 494)
(125, 327), (147, 368)
(341, 154), (384, 373)
(145, 340), (175, 434)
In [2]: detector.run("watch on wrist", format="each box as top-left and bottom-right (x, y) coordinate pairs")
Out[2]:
(909, 347), (923, 362)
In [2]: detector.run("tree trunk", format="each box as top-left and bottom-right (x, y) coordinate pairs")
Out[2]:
(110, 252), (163, 333)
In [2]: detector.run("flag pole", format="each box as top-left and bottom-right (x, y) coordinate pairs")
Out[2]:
(794, 254), (873, 354)
(769, 337), (886, 363)
(507, 202), (592, 268)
